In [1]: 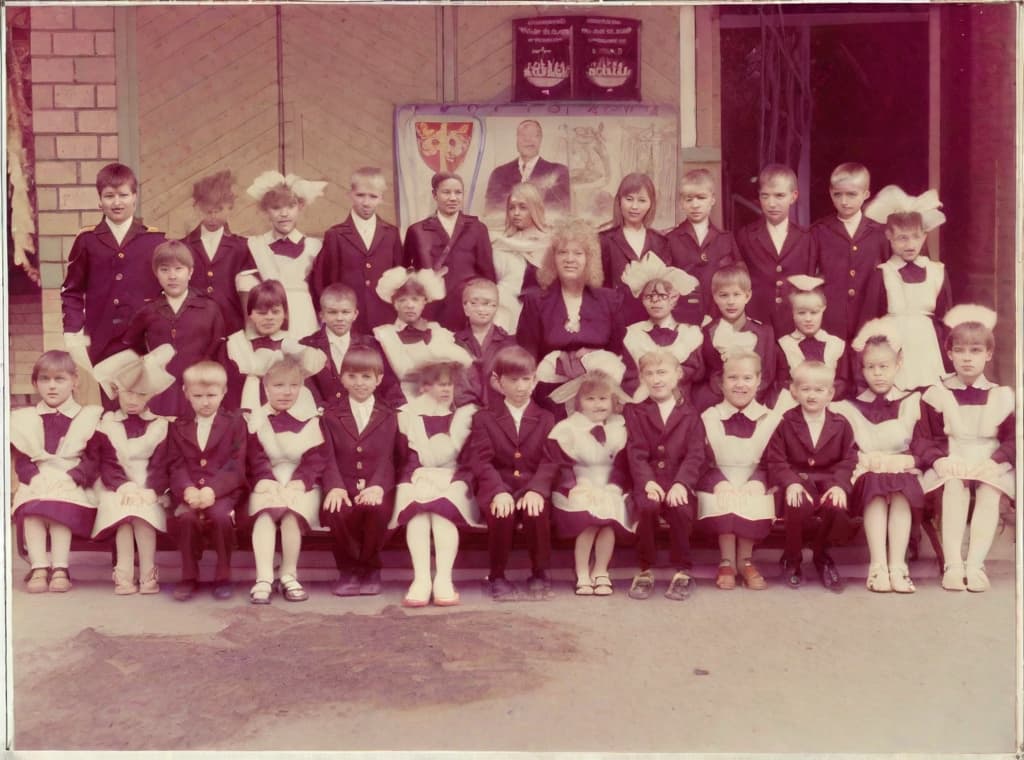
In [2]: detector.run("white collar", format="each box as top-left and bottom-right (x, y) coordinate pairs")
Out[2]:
(327, 330), (352, 346)
(351, 213), (376, 231)
(505, 399), (528, 422)
(269, 228), (304, 244)
(789, 329), (826, 342)
(767, 218), (789, 235)
(112, 408), (157, 422)
(406, 394), (453, 416)
(350, 395), (375, 412)
(165, 291), (188, 312)
(716, 399), (767, 421)
(855, 387), (906, 403)
(106, 216), (133, 241)
(200, 225), (224, 241)
(692, 219), (710, 235)
(244, 324), (288, 342)
(36, 398), (82, 416)
(436, 211), (459, 235)
(648, 317), (678, 329)
(891, 255), (927, 269)
(259, 399), (319, 423)
(801, 408), (826, 424)
(943, 374), (994, 390)
(840, 211), (862, 231)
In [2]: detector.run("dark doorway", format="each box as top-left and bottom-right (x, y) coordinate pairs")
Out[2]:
(720, 5), (930, 230)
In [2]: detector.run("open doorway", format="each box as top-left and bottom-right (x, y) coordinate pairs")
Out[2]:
(719, 4), (930, 230)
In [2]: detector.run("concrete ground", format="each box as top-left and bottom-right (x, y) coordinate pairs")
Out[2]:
(8, 529), (1020, 756)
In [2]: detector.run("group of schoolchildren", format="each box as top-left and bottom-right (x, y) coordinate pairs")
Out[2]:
(10, 157), (1015, 607)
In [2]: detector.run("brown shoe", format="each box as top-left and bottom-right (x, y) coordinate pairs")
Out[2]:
(26, 567), (49, 594)
(740, 561), (767, 590)
(715, 562), (736, 590)
(48, 567), (72, 593)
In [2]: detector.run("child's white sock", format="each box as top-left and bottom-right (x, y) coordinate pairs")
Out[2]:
(863, 498), (888, 569)
(430, 514), (459, 599)
(133, 519), (157, 578)
(405, 513), (432, 601)
(23, 516), (50, 569)
(49, 522), (72, 569)
(251, 513), (277, 583)
(278, 513), (302, 578)
(592, 526), (615, 578)
(887, 496), (912, 571)
(115, 523), (136, 577)
(574, 526), (598, 582)
(966, 485), (1000, 569)
(941, 480), (970, 568)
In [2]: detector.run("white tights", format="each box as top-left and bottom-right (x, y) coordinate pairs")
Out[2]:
(717, 534), (756, 566)
(574, 525), (615, 582)
(942, 481), (1001, 570)
(251, 512), (303, 583)
(863, 495), (912, 570)
(405, 512), (460, 600)
(24, 517), (71, 570)
(115, 520), (157, 578)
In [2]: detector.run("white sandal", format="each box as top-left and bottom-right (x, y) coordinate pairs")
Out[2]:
(889, 566), (916, 594)
(277, 574), (309, 602)
(866, 563), (891, 593)
(249, 580), (273, 605)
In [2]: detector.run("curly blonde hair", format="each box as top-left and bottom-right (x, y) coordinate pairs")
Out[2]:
(536, 217), (604, 289)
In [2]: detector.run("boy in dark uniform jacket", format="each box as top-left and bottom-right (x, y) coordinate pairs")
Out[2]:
(61, 163), (166, 384)
(166, 361), (247, 601)
(623, 350), (705, 601)
(182, 169), (253, 335)
(454, 278), (516, 408)
(693, 265), (782, 412)
(320, 345), (398, 596)
(120, 240), (226, 417)
(810, 162), (887, 341)
(665, 168), (741, 325)
(465, 346), (558, 601)
(736, 164), (817, 337)
(311, 167), (404, 334)
(301, 283), (401, 413)
(762, 360), (857, 593)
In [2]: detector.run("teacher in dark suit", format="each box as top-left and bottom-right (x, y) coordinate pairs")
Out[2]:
(485, 119), (571, 216)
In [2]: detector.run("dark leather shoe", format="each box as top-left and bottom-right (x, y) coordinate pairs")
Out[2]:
(173, 579), (198, 601)
(489, 577), (518, 601)
(815, 556), (845, 593)
(781, 560), (802, 589)
(359, 569), (382, 596)
(212, 582), (233, 600)
(332, 572), (362, 597)
(526, 572), (554, 600)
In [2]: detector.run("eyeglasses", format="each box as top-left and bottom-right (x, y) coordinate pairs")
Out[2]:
(642, 292), (671, 302)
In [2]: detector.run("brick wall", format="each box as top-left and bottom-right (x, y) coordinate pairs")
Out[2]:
(30, 5), (118, 353)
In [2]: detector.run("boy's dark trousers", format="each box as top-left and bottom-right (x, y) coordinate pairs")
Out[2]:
(635, 499), (694, 571)
(320, 501), (391, 574)
(781, 498), (853, 564)
(485, 506), (551, 580)
(174, 499), (236, 582)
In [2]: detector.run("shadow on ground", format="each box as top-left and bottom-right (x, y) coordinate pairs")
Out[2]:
(15, 605), (578, 751)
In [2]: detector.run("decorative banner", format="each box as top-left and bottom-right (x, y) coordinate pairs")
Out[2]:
(395, 103), (676, 236)
(575, 17), (641, 101)
(513, 16), (641, 102)
(513, 17), (573, 101)
(415, 121), (475, 173)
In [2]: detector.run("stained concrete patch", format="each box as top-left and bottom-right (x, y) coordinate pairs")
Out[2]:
(14, 605), (578, 751)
